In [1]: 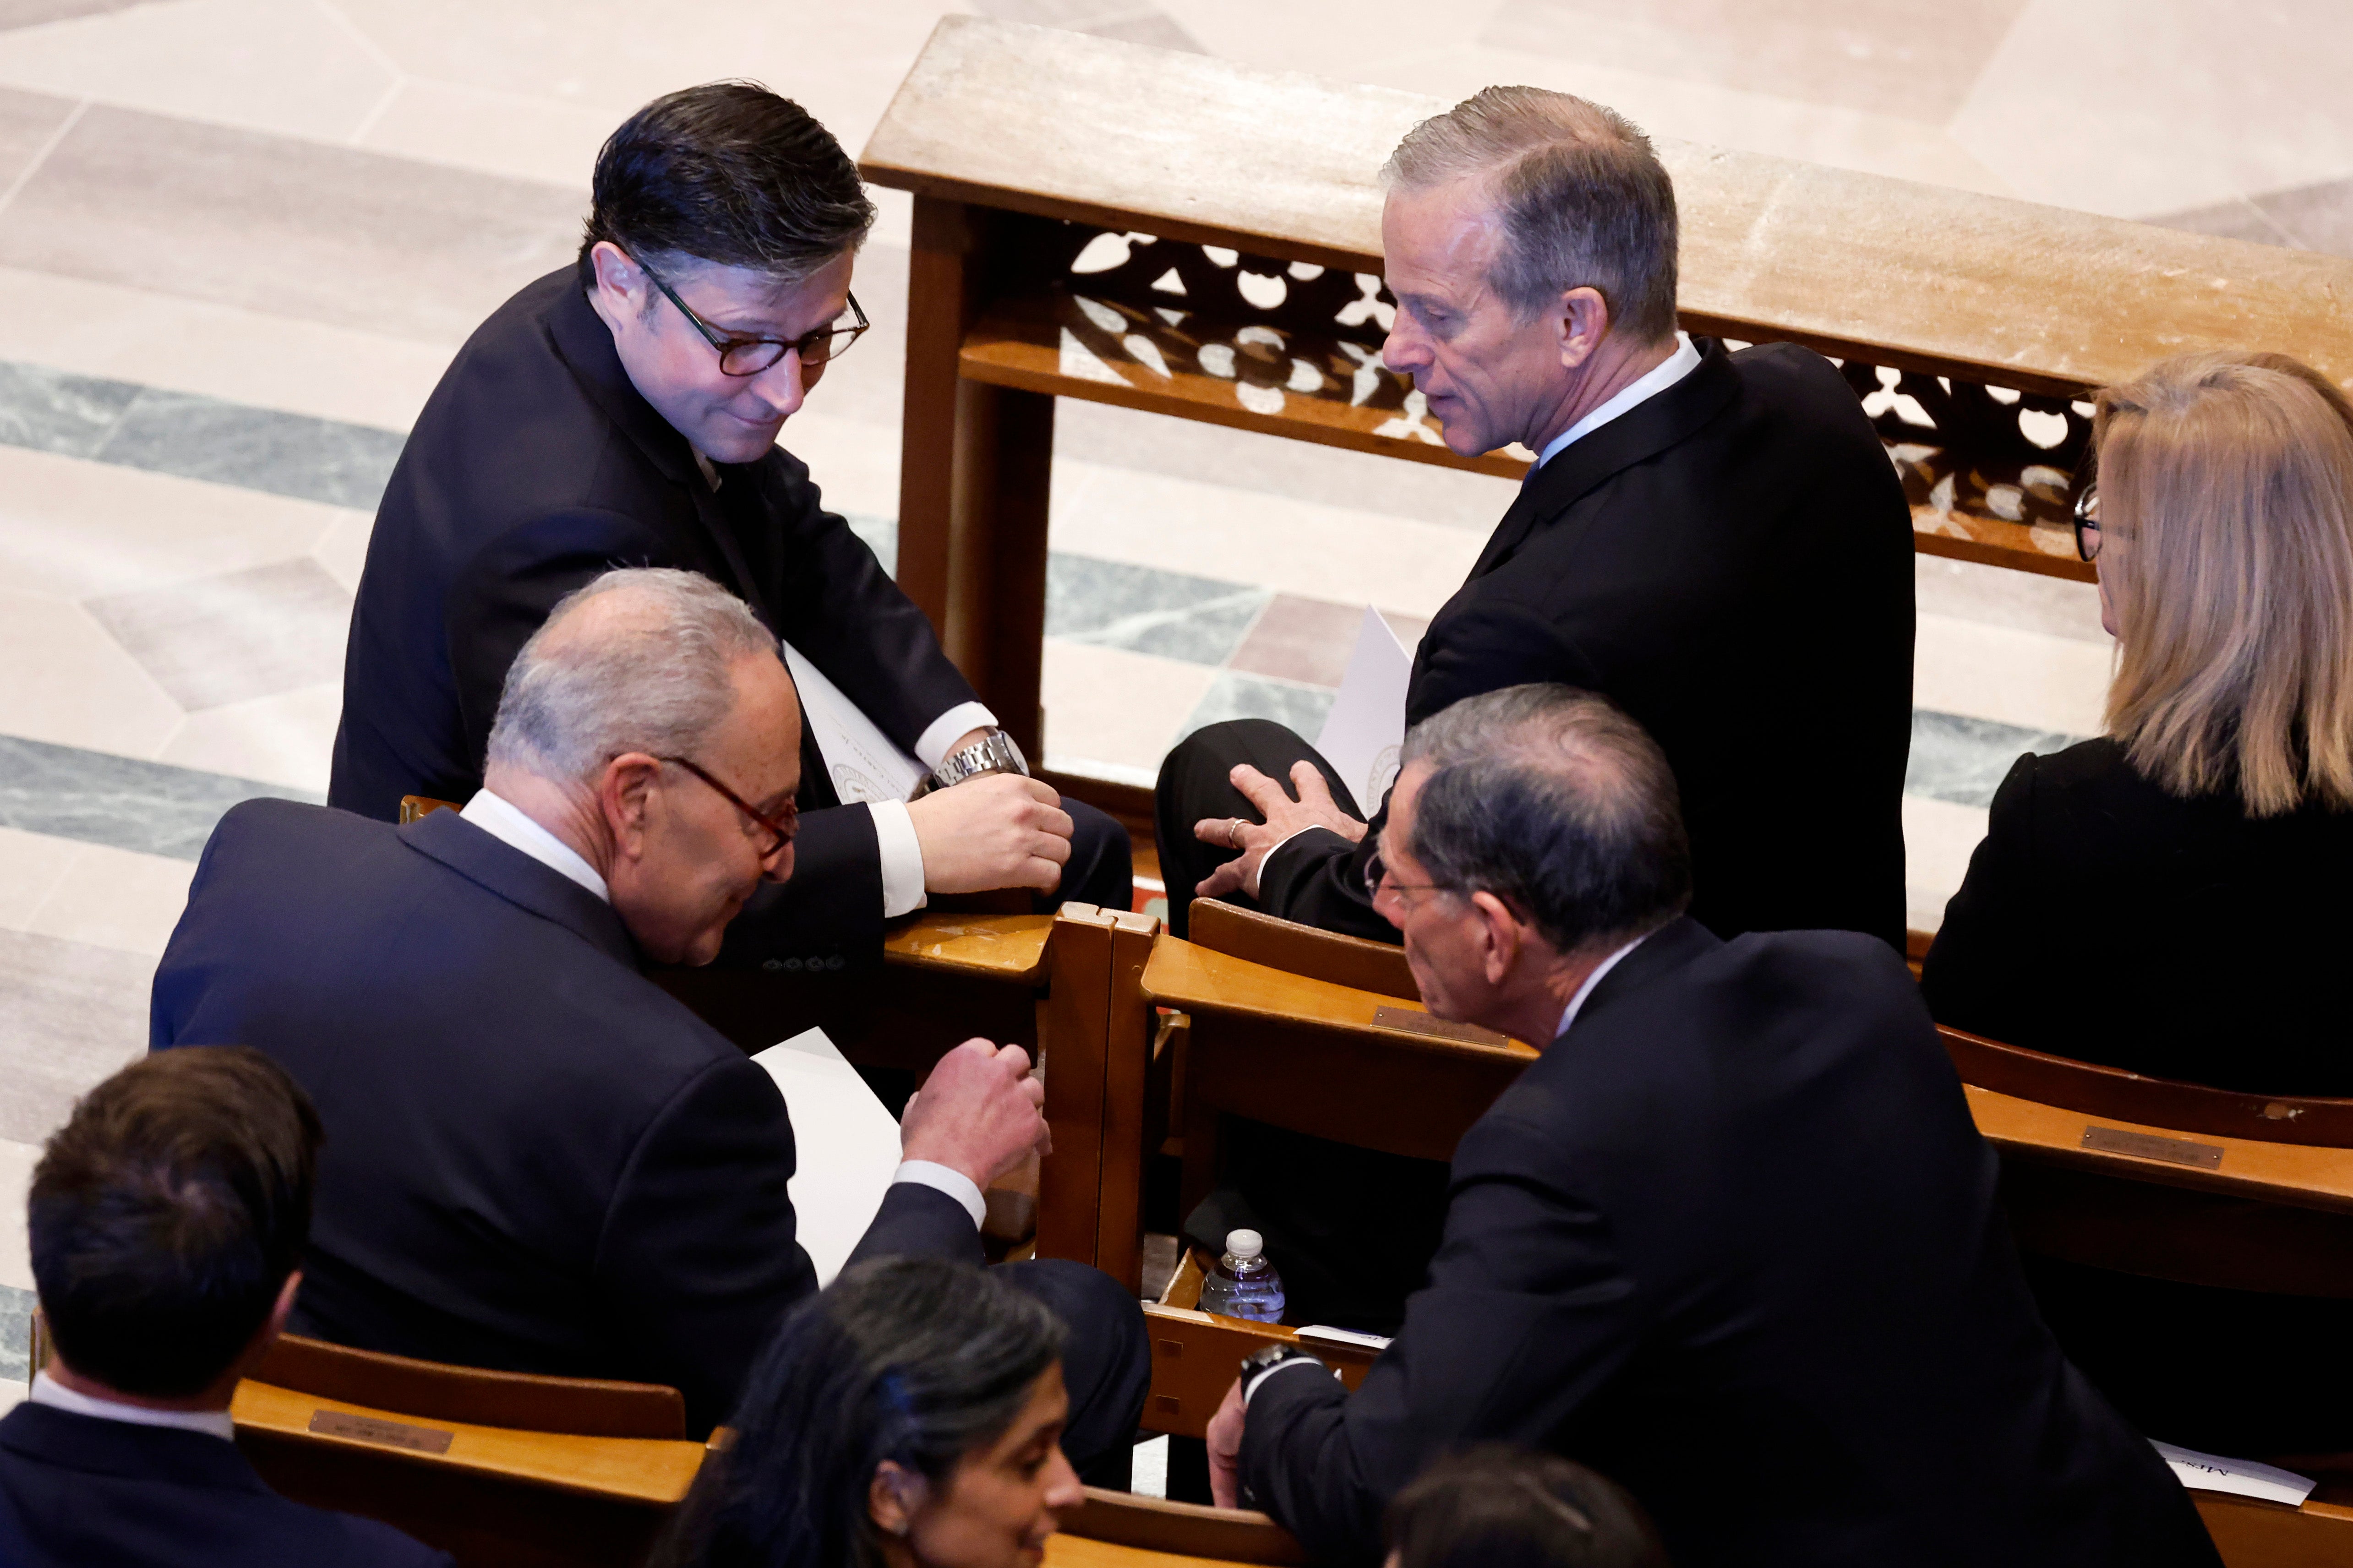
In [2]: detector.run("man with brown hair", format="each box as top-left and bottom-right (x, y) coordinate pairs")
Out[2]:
(0, 1048), (449, 1568)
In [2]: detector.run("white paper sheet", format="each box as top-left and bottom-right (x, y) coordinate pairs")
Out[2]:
(780, 640), (926, 805)
(2154, 1442), (2316, 1507)
(1314, 607), (1414, 813)
(749, 1026), (904, 1287)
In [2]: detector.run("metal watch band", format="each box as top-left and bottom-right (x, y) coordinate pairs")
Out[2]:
(929, 728), (1030, 790)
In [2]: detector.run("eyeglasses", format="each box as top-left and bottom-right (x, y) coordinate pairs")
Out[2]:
(638, 257), (869, 377)
(1362, 847), (1445, 904)
(661, 756), (798, 859)
(2074, 483), (2102, 563)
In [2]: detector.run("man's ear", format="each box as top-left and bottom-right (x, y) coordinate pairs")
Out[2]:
(600, 753), (664, 867)
(1554, 286), (1611, 371)
(869, 1459), (925, 1539)
(589, 240), (650, 314)
(1469, 890), (1526, 986)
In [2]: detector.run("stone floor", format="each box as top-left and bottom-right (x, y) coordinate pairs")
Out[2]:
(0, 0), (2349, 1401)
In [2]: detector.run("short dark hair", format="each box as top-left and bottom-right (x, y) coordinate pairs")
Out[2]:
(31, 1047), (321, 1397)
(654, 1257), (1066, 1568)
(1397, 684), (1690, 954)
(1388, 1446), (1671, 1568)
(1383, 87), (1680, 344)
(579, 82), (876, 290)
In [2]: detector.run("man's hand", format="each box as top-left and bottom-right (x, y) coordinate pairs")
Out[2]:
(1192, 762), (1367, 902)
(900, 1039), (1050, 1191)
(909, 774), (1073, 894)
(1207, 1377), (1247, 1509)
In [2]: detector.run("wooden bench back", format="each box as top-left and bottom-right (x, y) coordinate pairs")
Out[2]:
(1060, 1486), (1308, 1565)
(1942, 1026), (2353, 1149)
(1188, 899), (1417, 1001)
(253, 1334), (686, 1441)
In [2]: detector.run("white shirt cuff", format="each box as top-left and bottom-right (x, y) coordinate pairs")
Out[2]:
(914, 703), (1000, 770)
(869, 799), (928, 918)
(1243, 1355), (1328, 1405)
(891, 1160), (988, 1229)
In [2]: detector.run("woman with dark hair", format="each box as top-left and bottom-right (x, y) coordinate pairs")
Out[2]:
(1386, 1447), (1668, 1568)
(654, 1257), (1084, 1568)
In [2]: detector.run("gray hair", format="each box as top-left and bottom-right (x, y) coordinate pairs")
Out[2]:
(485, 568), (779, 785)
(1381, 86), (1680, 345)
(1397, 684), (1690, 954)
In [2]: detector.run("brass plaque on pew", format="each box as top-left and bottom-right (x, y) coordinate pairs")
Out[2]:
(2080, 1125), (2225, 1170)
(308, 1409), (455, 1455)
(1371, 1007), (1509, 1046)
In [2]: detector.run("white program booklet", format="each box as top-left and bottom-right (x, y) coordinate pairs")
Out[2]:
(780, 640), (926, 805)
(1315, 607), (1415, 813)
(2153, 1442), (2315, 1507)
(749, 1026), (903, 1287)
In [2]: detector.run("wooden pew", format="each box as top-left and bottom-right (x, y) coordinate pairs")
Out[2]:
(232, 1334), (709, 1568)
(860, 15), (2353, 802)
(1054, 1486), (1308, 1566)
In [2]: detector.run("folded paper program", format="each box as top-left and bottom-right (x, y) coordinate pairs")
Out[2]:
(2152, 1442), (2316, 1508)
(782, 641), (926, 804)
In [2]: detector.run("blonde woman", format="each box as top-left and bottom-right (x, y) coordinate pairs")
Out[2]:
(1922, 349), (2353, 1456)
(1923, 349), (2353, 1094)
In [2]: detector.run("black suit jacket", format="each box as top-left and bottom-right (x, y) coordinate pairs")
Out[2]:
(0, 1404), (449, 1568)
(1261, 340), (1913, 950)
(1922, 737), (2353, 1094)
(1239, 918), (2214, 1568)
(148, 800), (980, 1434)
(329, 267), (979, 964)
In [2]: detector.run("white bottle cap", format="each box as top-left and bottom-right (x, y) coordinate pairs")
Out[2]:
(1225, 1228), (1264, 1260)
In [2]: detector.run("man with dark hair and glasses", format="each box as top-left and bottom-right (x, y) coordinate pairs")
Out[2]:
(331, 81), (1130, 978)
(156, 569), (1149, 1453)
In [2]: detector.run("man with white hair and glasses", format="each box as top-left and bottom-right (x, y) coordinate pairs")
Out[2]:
(153, 568), (1148, 1464)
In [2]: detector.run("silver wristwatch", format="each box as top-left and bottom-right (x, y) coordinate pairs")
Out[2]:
(927, 729), (1030, 791)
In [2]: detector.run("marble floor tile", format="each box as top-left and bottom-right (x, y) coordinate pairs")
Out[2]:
(357, 76), (608, 191)
(1163, 0), (1513, 79)
(1046, 554), (1268, 665)
(1903, 792), (1990, 933)
(98, 387), (404, 512)
(1915, 555), (2108, 646)
(0, 264), (450, 433)
(1226, 593), (1375, 688)
(0, 734), (319, 860)
(86, 557), (351, 714)
(1914, 610), (2113, 739)
(1040, 639), (1217, 784)
(2249, 176), (2353, 261)
(0, 1137), (35, 1292)
(0, 0), (135, 27)
(1951, 0), (2353, 220)
(157, 682), (341, 795)
(1489, 0), (2033, 124)
(0, 925), (151, 1145)
(311, 511), (374, 597)
(0, 825), (71, 928)
(0, 442), (349, 601)
(1050, 455), (1485, 618)
(0, 0), (394, 142)
(2147, 195), (2302, 250)
(1906, 709), (2079, 809)
(22, 837), (194, 958)
(0, 589), (181, 758)
(0, 103), (584, 344)
(1178, 670), (1335, 749)
(0, 82), (69, 191)
(0, 1281), (27, 1393)
(779, 406), (908, 526)
(0, 359), (136, 458)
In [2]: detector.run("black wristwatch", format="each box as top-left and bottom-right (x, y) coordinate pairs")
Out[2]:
(924, 728), (1030, 792)
(1238, 1342), (1326, 1391)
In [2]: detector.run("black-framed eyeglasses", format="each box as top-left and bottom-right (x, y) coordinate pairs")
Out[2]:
(661, 756), (798, 859)
(2074, 482), (2102, 563)
(1363, 847), (1444, 904)
(638, 257), (869, 377)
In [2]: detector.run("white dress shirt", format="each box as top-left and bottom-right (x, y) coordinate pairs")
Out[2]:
(28, 1372), (235, 1441)
(1555, 931), (1649, 1040)
(457, 789), (988, 1227)
(691, 444), (998, 920)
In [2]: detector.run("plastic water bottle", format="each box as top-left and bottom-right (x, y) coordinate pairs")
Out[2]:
(1196, 1228), (1285, 1323)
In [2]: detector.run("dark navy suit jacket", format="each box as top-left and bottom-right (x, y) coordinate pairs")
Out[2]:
(0, 1403), (448, 1567)
(329, 267), (981, 967)
(150, 800), (978, 1434)
(1239, 918), (2217, 1568)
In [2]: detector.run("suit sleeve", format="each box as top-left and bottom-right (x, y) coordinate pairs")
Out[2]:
(1238, 1113), (1645, 1561)
(756, 457), (981, 749)
(1918, 755), (2043, 1045)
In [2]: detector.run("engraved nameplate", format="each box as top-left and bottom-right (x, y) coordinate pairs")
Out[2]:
(1371, 1006), (1508, 1045)
(308, 1410), (455, 1454)
(2081, 1125), (2225, 1170)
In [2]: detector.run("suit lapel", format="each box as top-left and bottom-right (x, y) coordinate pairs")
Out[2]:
(399, 809), (639, 970)
(1469, 338), (1744, 582)
(542, 282), (774, 626)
